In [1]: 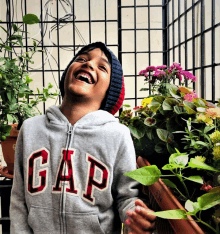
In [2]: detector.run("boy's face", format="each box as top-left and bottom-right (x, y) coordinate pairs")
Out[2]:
(64, 48), (111, 107)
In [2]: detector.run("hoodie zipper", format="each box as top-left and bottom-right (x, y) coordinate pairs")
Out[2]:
(60, 124), (74, 234)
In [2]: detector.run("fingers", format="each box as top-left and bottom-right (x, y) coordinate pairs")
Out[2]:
(125, 208), (156, 234)
(125, 217), (155, 234)
(125, 199), (156, 234)
(134, 199), (156, 222)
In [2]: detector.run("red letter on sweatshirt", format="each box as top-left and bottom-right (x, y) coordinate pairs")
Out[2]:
(52, 149), (78, 195)
(83, 154), (109, 204)
(28, 148), (49, 194)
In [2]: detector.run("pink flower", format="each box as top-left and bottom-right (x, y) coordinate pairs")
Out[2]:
(170, 62), (182, 71)
(167, 69), (172, 74)
(184, 91), (198, 102)
(176, 73), (182, 81)
(144, 72), (148, 77)
(181, 71), (195, 81)
(200, 184), (212, 192)
(145, 66), (157, 72)
(139, 70), (146, 76)
(153, 70), (166, 79)
(192, 91), (198, 98)
(156, 65), (167, 70)
(184, 93), (194, 102)
(191, 75), (197, 82)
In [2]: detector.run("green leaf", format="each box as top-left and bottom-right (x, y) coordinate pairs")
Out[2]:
(128, 125), (145, 140)
(12, 24), (18, 32)
(149, 104), (160, 113)
(9, 35), (22, 41)
(174, 106), (185, 114)
(144, 117), (156, 126)
(124, 166), (161, 186)
(146, 128), (153, 140)
(162, 164), (180, 170)
(151, 95), (165, 105)
(156, 129), (174, 143)
(162, 98), (179, 111)
(193, 98), (207, 107)
(198, 189), (220, 210)
(169, 150), (188, 166)
(0, 25), (8, 34)
(153, 209), (188, 219)
(188, 158), (220, 172)
(204, 125), (215, 134)
(4, 45), (12, 51)
(155, 143), (165, 154)
(140, 88), (149, 91)
(7, 114), (14, 123)
(25, 76), (33, 84)
(23, 14), (40, 24)
(173, 155), (189, 166)
(183, 101), (197, 114)
(169, 86), (181, 99)
(166, 143), (176, 154)
(123, 104), (131, 108)
(7, 91), (13, 101)
(194, 141), (208, 147)
(185, 200), (200, 215)
(162, 179), (177, 188)
(184, 176), (203, 184)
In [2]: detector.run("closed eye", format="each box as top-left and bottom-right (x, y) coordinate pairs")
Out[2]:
(75, 57), (87, 62)
(100, 65), (108, 72)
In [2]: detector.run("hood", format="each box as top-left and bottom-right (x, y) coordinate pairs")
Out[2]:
(45, 105), (117, 128)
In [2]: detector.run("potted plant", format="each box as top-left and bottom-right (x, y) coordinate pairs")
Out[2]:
(0, 14), (58, 175)
(119, 63), (220, 233)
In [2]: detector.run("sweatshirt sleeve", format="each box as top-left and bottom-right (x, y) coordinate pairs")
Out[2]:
(10, 126), (33, 234)
(112, 126), (141, 223)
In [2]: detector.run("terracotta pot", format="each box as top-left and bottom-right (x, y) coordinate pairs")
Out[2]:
(137, 156), (205, 234)
(1, 124), (19, 175)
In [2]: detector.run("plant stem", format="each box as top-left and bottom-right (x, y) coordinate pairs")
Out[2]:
(177, 174), (190, 199)
(175, 188), (187, 199)
(197, 218), (217, 233)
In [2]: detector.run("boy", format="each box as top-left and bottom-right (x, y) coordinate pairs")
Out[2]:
(10, 42), (156, 234)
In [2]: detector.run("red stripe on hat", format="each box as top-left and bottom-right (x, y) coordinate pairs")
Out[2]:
(109, 76), (125, 115)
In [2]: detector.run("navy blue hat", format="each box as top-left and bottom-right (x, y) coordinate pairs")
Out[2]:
(59, 42), (125, 115)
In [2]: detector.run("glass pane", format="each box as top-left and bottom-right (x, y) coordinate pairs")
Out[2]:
(122, 31), (134, 52)
(122, 8), (134, 29)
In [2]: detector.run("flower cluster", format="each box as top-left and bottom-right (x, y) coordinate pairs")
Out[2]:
(210, 130), (220, 160)
(141, 97), (153, 107)
(133, 106), (143, 110)
(139, 62), (197, 85)
(196, 108), (220, 126)
(183, 92), (198, 102)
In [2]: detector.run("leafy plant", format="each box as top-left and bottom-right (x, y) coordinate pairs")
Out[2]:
(119, 64), (220, 167)
(120, 63), (220, 233)
(0, 14), (58, 140)
(125, 149), (220, 233)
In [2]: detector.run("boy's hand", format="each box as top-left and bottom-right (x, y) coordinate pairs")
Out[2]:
(125, 199), (156, 234)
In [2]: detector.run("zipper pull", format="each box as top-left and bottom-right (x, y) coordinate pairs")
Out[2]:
(67, 125), (73, 135)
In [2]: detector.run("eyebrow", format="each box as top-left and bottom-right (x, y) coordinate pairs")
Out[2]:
(79, 51), (111, 67)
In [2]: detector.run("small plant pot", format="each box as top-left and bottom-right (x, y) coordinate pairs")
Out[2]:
(1, 124), (19, 175)
(137, 156), (205, 234)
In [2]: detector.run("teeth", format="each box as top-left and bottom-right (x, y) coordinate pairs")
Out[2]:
(76, 73), (93, 84)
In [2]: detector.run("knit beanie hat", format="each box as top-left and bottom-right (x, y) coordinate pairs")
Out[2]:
(60, 42), (125, 115)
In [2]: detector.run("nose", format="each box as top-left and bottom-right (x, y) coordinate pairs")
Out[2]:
(82, 60), (95, 70)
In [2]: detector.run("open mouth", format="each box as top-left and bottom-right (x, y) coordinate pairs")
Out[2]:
(75, 72), (95, 84)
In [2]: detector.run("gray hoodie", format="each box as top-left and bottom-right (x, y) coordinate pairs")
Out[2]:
(10, 105), (139, 234)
